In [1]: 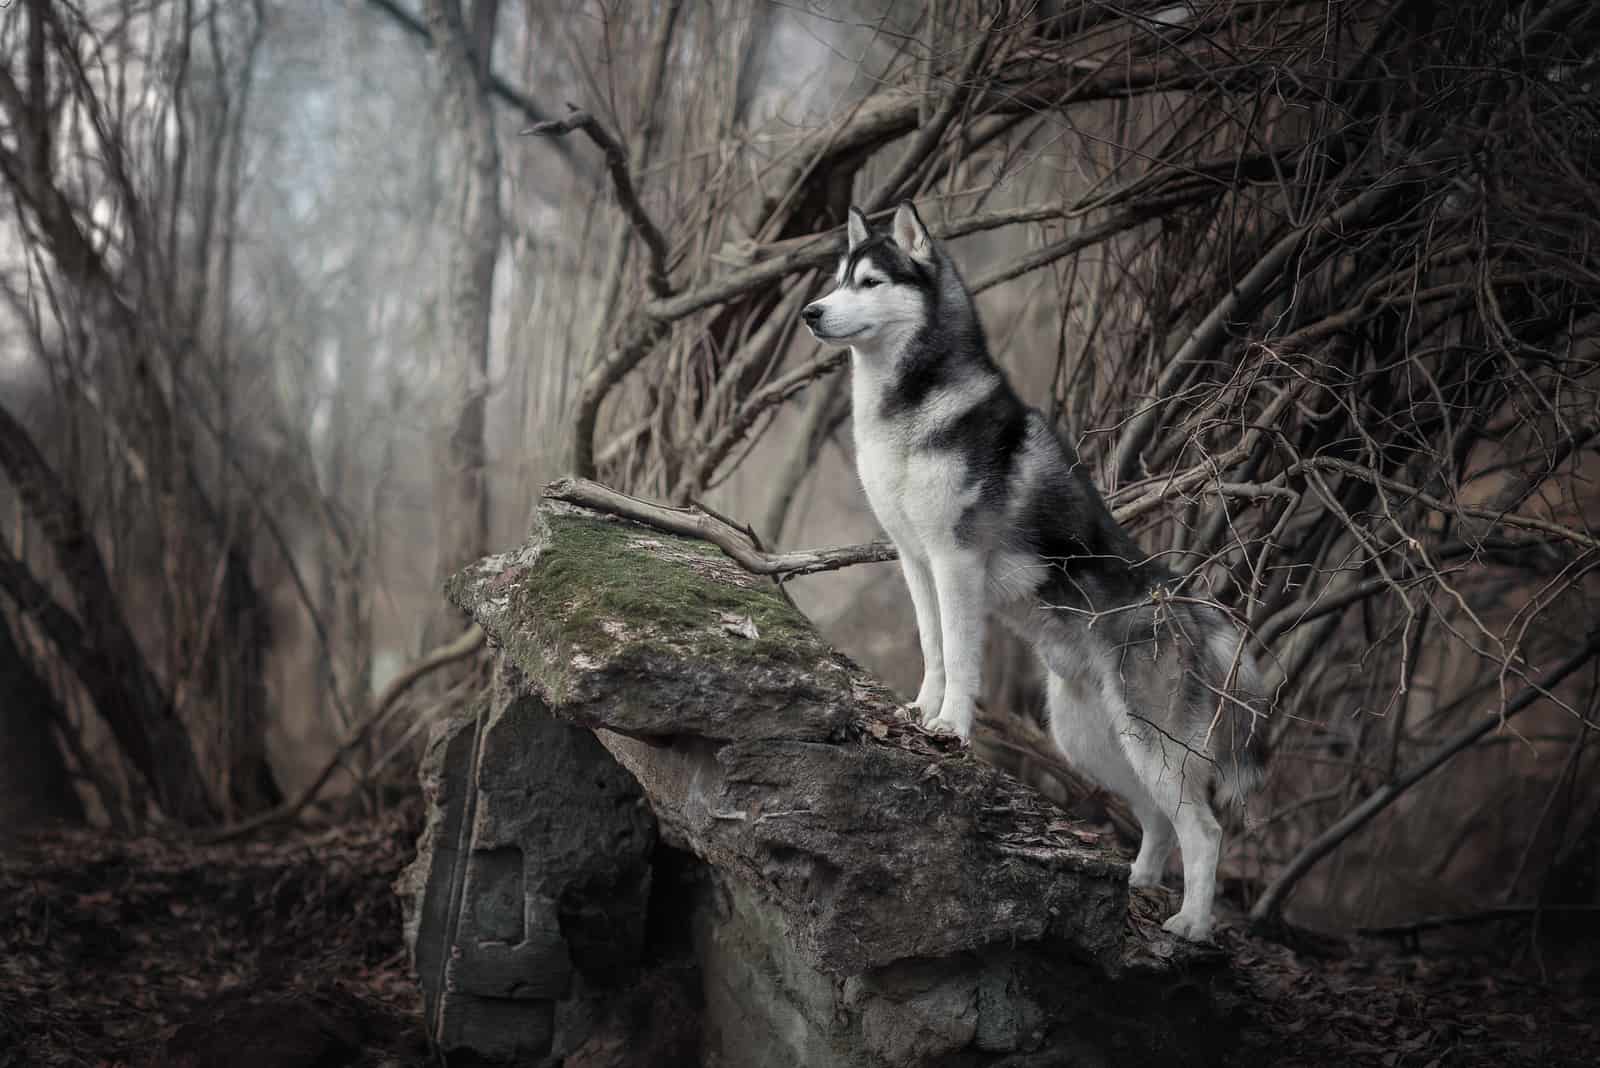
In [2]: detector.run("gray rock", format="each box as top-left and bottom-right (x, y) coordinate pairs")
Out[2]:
(447, 505), (1131, 974)
(397, 687), (655, 1063)
(847, 961), (980, 1064)
(409, 501), (1234, 1066)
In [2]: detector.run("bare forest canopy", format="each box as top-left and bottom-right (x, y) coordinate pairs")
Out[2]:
(1, 0), (1598, 934)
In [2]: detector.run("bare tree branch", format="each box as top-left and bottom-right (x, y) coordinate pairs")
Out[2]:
(543, 477), (897, 578)
(197, 624), (486, 843)
(865, 17), (999, 211)
(1251, 625), (1600, 927)
(0, 403), (216, 824)
(1110, 175), (1413, 486)
(524, 109), (674, 298)
(362, 0), (583, 171)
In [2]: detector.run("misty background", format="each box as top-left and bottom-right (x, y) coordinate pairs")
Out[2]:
(2, 0), (1598, 938)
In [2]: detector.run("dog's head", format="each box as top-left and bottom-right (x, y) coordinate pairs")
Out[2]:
(801, 202), (936, 350)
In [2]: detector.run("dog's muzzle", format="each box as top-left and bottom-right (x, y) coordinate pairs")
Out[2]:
(802, 302), (853, 341)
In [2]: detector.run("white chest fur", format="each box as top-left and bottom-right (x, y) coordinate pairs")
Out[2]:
(851, 370), (915, 544)
(849, 355), (976, 556)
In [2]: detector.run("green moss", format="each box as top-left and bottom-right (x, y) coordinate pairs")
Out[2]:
(502, 514), (830, 693)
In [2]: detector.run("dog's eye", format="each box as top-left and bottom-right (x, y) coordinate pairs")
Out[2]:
(860, 278), (881, 289)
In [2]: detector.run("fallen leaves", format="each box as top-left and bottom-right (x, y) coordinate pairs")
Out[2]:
(0, 813), (426, 1067)
(1, 809), (1593, 1068)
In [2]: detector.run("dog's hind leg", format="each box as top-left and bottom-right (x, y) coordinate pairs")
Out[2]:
(1120, 726), (1221, 939)
(1039, 667), (1177, 888)
(1127, 800), (1176, 889)
(1157, 765), (1221, 941)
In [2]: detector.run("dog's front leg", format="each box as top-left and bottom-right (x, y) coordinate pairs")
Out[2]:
(899, 551), (945, 721)
(924, 547), (988, 741)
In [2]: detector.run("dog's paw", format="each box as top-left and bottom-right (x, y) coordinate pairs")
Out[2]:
(923, 699), (975, 742)
(1128, 868), (1165, 890)
(921, 713), (970, 741)
(900, 701), (937, 732)
(1161, 912), (1215, 942)
(913, 677), (945, 722)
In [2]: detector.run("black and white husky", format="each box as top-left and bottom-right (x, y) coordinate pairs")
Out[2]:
(802, 204), (1266, 940)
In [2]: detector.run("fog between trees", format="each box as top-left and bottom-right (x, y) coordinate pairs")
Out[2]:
(1, 0), (1597, 933)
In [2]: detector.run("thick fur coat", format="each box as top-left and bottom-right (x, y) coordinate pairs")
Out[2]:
(801, 204), (1266, 939)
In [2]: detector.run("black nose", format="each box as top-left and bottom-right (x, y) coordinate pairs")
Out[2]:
(802, 304), (823, 325)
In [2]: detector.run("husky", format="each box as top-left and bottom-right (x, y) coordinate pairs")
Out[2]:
(801, 203), (1267, 941)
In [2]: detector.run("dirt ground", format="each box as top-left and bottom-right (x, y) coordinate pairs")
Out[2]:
(1, 807), (1594, 1068)
(0, 811), (427, 1068)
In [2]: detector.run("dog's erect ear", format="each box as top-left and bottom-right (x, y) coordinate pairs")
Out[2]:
(892, 202), (932, 263)
(847, 207), (869, 252)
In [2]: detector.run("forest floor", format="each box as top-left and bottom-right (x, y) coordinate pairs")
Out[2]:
(1, 806), (1594, 1068)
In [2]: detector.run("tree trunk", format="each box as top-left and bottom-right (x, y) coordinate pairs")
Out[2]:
(220, 537), (284, 814)
(0, 403), (217, 825)
(0, 613), (84, 838)
(424, 0), (501, 646)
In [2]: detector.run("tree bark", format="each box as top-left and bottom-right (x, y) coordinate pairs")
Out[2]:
(0, 403), (216, 825)
(0, 612), (84, 837)
(425, 0), (502, 646)
(219, 536), (283, 814)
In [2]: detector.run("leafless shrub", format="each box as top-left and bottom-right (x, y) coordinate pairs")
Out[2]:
(0, 0), (1596, 931)
(554, 0), (1600, 926)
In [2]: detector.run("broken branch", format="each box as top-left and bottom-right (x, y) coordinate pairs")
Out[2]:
(543, 477), (897, 578)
